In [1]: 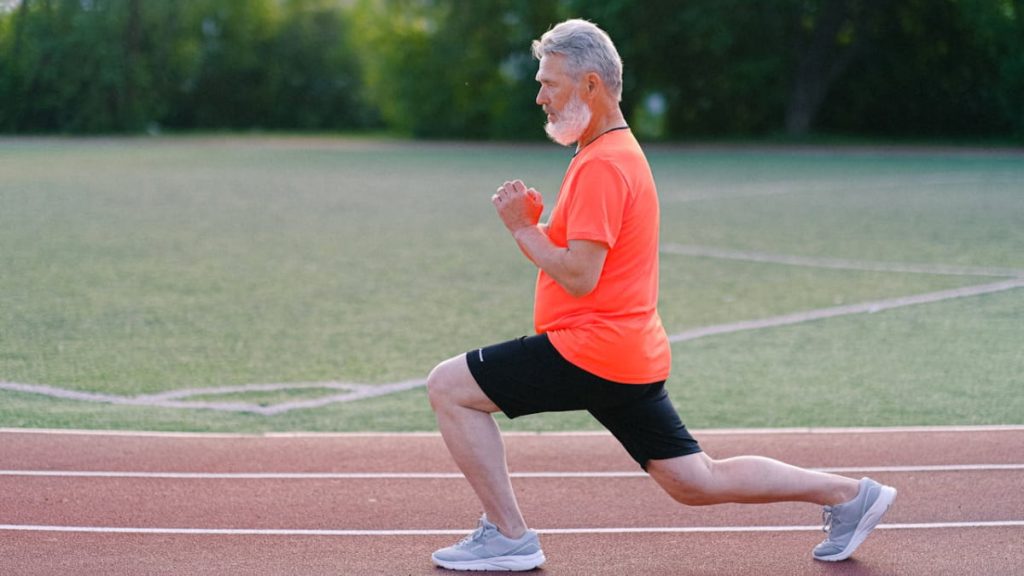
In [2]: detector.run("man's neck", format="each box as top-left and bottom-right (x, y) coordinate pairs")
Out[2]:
(576, 109), (629, 152)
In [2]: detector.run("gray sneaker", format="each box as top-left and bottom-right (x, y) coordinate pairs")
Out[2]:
(813, 477), (897, 561)
(432, 514), (545, 571)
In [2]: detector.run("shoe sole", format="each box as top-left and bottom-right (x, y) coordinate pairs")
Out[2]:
(432, 550), (546, 571)
(815, 485), (897, 562)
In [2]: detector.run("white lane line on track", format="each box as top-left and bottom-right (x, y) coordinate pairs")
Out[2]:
(1, 521), (1022, 536)
(3, 424), (1024, 438)
(2, 464), (1022, 480)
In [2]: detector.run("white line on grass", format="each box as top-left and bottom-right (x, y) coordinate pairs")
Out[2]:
(0, 378), (427, 416)
(660, 244), (1024, 278)
(663, 174), (1024, 204)
(1, 464), (1021, 480)
(1, 247), (1021, 415)
(667, 278), (1024, 343)
(1, 521), (1021, 536)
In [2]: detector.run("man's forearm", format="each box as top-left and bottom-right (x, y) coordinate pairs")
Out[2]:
(510, 224), (546, 266)
(512, 225), (603, 298)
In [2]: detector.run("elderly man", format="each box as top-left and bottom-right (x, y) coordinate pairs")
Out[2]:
(426, 19), (895, 572)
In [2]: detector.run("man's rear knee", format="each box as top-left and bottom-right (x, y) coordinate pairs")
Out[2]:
(656, 476), (718, 506)
(665, 486), (717, 507)
(648, 455), (719, 507)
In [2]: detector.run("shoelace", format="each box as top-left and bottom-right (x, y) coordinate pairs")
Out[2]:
(456, 523), (487, 547)
(821, 506), (834, 535)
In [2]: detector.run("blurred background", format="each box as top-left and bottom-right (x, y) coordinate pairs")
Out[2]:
(0, 0), (1021, 142)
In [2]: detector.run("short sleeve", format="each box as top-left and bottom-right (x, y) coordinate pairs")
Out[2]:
(564, 158), (629, 248)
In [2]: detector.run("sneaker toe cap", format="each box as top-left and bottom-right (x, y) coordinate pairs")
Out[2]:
(812, 540), (844, 558)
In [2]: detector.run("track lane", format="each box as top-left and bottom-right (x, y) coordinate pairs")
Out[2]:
(1, 428), (1022, 575)
(3, 528), (1023, 575)
(2, 428), (1022, 472)
(0, 472), (1019, 530)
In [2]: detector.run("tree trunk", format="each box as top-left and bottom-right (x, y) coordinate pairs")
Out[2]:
(120, 0), (143, 129)
(785, 0), (861, 136)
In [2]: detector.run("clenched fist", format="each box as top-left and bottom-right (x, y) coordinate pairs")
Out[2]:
(492, 179), (543, 234)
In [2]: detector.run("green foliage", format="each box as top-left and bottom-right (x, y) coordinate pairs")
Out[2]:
(165, 0), (376, 130)
(0, 0), (145, 131)
(0, 0), (1020, 139)
(168, 0), (278, 128)
(567, 0), (801, 136)
(267, 1), (372, 129)
(0, 0), (375, 132)
(818, 0), (1024, 138)
(352, 0), (559, 138)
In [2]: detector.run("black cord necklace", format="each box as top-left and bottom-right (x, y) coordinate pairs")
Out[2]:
(574, 125), (630, 157)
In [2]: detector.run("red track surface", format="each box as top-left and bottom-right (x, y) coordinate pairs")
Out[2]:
(1, 427), (1022, 575)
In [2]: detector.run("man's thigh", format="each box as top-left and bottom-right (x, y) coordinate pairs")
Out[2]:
(466, 334), (597, 418)
(588, 383), (703, 469)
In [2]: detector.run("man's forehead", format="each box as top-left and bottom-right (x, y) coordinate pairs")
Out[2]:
(535, 53), (569, 81)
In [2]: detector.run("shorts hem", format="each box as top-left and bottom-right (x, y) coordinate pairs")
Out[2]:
(640, 446), (704, 471)
(466, 348), (526, 419)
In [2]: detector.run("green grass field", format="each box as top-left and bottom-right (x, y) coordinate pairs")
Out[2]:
(1, 136), (1021, 432)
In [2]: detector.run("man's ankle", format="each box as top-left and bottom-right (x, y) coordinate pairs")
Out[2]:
(493, 520), (528, 540)
(829, 478), (862, 506)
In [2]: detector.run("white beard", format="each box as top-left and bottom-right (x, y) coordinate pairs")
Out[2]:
(545, 93), (592, 147)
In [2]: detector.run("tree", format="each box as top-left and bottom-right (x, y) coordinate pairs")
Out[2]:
(263, 0), (373, 130)
(785, 0), (875, 135)
(569, 0), (799, 136)
(0, 0), (1019, 140)
(0, 0), (166, 132)
(351, 0), (560, 139)
(817, 0), (1022, 138)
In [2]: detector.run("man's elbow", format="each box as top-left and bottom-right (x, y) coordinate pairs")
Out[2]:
(555, 243), (606, 298)
(564, 273), (600, 298)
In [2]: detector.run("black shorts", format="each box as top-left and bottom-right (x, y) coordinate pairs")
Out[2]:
(466, 334), (702, 469)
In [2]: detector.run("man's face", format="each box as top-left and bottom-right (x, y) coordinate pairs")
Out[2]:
(535, 54), (592, 146)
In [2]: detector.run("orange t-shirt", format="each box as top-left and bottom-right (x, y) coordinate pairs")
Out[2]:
(534, 129), (671, 384)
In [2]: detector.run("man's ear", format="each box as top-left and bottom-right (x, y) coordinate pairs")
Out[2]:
(583, 72), (602, 99)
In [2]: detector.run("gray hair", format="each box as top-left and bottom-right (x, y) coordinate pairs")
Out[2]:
(532, 19), (623, 102)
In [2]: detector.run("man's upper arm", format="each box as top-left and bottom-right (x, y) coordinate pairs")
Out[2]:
(566, 238), (608, 297)
(564, 159), (628, 250)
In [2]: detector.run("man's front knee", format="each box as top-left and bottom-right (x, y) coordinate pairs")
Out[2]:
(427, 354), (500, 415)
(426, 360), (452, 412)
(426, 356), (469, 412)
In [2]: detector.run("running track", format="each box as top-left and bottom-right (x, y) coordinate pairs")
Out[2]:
(1, 427), (1022, 575)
